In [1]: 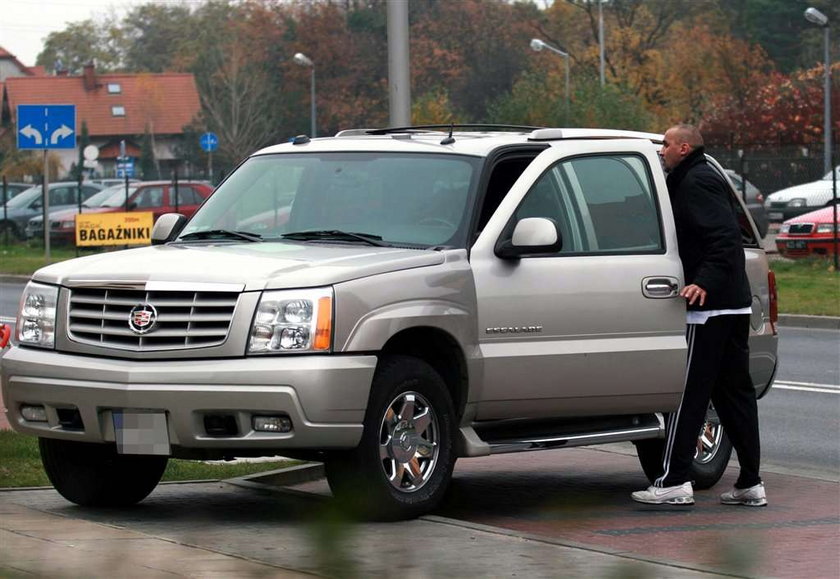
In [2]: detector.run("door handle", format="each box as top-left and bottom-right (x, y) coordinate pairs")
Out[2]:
(642, 277), (680, 298)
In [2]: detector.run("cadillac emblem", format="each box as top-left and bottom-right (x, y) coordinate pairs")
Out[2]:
(128, 304), (158, 334)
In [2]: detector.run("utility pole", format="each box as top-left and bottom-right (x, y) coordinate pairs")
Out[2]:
(387, 0), (411, 126)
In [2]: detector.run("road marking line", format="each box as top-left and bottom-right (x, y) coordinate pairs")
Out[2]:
(776, 380), (838, 388)
(774, 382), (840, 394)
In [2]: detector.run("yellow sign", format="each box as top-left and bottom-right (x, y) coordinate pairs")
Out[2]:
(75, 212), (154, 247)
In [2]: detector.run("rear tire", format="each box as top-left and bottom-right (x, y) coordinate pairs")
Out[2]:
(39, 438), (168, 507)
(324, 355), (456, 521)
(635, 405), (733, 490)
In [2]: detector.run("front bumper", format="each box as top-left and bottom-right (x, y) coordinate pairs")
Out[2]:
(775, 236), (838, 257)
(1, 346), (376, 456)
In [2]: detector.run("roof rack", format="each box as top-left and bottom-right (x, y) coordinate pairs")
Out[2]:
(336, 124), (545, 137)
(528, 128), (662, 143)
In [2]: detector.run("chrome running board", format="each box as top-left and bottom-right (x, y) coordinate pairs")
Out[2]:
(487, 424), (662, 455)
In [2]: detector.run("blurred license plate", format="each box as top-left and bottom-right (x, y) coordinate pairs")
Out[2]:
(785, 240), (807, 250)
(768, 212), (784, 220)
(113, 410), (170, 455)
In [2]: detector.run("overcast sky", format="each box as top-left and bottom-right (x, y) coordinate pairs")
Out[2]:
(0, 0), (169, 66)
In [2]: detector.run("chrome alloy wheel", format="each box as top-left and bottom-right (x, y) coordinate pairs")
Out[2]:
(379, 391), (439, 492)
(695, 409), (724, 464)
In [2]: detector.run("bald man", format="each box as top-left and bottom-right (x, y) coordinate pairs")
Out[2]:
(631, 124), (766, 507)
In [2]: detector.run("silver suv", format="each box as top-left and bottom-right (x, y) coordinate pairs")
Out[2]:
(1, 126), (778, 519)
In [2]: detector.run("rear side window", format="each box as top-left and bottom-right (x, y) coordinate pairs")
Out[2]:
(173, 186), (204, 205)
(134, 187), (164, 209)
(513, 154), (663, 254)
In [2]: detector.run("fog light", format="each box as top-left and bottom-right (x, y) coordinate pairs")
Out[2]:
(253, 415), (292, 433)
(21, 405), (47, 422)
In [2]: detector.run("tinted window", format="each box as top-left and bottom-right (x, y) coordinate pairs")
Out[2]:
(183, 153), (480, 248)
(514, 154), (662, 254)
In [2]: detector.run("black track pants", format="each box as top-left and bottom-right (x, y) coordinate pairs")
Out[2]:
(656, 314), (762, 489)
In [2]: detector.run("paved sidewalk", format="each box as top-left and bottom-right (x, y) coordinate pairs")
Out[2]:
(2, 446), (837, 578)
(1, 480), (726, 579)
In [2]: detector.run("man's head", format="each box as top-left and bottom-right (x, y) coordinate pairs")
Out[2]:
(660, 124), (704, 172)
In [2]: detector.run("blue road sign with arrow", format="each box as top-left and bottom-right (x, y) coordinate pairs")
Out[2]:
(200, 132), (219, 152)
(16, 104), (77, 150)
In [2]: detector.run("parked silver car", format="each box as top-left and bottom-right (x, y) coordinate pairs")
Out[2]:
(2, 127), (778, 520)
(0, 182), (103, 240)
(765, 166), (840, 222)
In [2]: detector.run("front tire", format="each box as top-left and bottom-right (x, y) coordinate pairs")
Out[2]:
(39, 438), (168, 507)
(635, 405), (733, 490)
(325, 355), (456, 521)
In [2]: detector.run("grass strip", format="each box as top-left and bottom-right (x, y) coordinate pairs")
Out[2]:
(0, 430), (294, 488)
(772, 258), (840, 316)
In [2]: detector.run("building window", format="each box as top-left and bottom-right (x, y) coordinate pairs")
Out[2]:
(111, 106), (126, 117)
(107, 83), (121, 94)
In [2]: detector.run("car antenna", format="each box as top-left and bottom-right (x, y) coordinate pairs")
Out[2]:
(440, 123), (455, 145)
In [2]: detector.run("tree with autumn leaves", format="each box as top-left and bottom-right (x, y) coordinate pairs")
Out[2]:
(16, 0), (840, 173)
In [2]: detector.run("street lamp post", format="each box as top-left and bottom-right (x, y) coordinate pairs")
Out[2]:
(530, 38), (570, 123)
(598, 0), (605, 88)
(804, 7), (837, 269)
(293, 52), (316, 137)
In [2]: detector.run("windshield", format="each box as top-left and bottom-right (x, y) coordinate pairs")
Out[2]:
(83, 185), (133, 208)
(181, 152), (480, 248)
(99, 186), (139, 207)
(3, 186), (40, 209)
(822, 166), (840, 181)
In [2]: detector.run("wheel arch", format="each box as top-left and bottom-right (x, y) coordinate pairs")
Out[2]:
(378, 327), (469, 420)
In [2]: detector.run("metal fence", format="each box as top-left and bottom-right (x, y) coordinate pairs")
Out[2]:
(706, 143), (838, 196)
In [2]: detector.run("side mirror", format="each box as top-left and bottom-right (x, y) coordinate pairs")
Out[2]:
(151, 213), (187, 245)
(494, 217), (562, 259)
(127, 201), (138, 210)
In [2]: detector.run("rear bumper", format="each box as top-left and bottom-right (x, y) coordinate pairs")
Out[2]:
(766, 206), (818, 222)
(1, 346), (376, 456)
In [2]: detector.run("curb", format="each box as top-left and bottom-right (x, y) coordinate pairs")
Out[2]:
(778, 314), (840, 330)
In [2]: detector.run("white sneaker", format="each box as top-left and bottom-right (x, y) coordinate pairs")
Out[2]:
(631, 482), (694, 505)
(720, 482), (767, 507)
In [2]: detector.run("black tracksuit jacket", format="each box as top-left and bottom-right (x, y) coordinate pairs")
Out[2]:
(666, 147), (751, 312)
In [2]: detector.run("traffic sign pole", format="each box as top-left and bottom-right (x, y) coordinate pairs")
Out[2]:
(42, 150), (50, 261)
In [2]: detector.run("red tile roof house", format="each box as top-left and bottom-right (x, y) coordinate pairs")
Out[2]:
(1, 59), (201, 179)
(0, 46), (40, 80)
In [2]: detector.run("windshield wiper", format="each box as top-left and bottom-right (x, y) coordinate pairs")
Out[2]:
(281, 230), (389, 247)
(179, 229), (262, 242)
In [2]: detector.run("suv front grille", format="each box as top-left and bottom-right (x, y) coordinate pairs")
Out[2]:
(788, 223), (813, 234)
(68, 288), (239, 351)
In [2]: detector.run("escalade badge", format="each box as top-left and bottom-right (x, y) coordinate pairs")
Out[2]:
(129, 304), (158, 334)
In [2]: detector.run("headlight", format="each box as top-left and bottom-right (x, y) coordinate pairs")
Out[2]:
(16, 281), (58, 348)
(779, 224), (790, 234)
(788, 198), (806, 207)
(60, 221), (75, 229)
(248, 287), (333, 354)
(816, 223), (838, 233)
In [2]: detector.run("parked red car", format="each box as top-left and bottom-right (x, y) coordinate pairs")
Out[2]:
(27, 181), (213, 244)
(775, 205), (840, 258)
